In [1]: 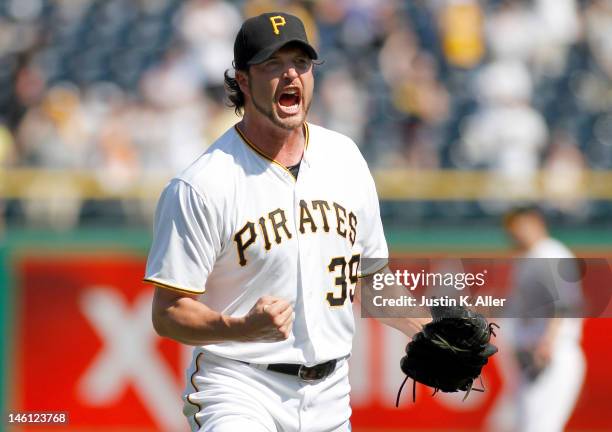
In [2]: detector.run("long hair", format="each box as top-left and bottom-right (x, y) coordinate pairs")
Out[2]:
(224, 67), (245, 116)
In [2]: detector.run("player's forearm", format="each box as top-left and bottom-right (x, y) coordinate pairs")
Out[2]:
(356, 267), (431, 338)
(376, 316), (429, 339)
(542, 317), (563, 345)
(153, 297), (243, 346)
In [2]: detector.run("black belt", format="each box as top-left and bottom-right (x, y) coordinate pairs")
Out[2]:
(244, 359), (339, 382)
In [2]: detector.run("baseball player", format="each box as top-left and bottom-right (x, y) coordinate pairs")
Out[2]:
(503, 206), (585, 432)
(145, 12), (427, 432)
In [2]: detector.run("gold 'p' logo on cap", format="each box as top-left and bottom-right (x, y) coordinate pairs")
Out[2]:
(269, 15), (286, 35)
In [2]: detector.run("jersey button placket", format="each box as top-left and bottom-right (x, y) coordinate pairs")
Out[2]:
(293, 169), (317, 359)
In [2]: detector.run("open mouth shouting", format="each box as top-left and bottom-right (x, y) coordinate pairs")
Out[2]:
(277, 87), (301, 116)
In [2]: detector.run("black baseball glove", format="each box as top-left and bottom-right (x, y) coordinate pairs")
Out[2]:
(396, 303), (499, 405)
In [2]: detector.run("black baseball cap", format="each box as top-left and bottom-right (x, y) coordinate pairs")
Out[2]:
(234, 12), (318, 70)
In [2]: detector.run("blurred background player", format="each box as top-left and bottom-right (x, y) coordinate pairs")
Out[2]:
(503, 206), (585, 432)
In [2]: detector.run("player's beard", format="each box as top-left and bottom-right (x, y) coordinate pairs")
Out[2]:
(249, 81), (311, 130)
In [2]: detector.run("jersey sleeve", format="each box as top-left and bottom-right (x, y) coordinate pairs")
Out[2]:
(358, 168), (389, 277)
(144, 179), (222, 294)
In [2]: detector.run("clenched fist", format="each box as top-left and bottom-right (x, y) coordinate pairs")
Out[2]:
(238, 296), (294, 342)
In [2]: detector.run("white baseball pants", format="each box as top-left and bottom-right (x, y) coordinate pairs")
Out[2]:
(183, 351), (352, 432)
(516, 341), (585, 432)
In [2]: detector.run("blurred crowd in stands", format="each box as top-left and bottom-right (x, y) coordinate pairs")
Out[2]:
(0, 0), (611, 228)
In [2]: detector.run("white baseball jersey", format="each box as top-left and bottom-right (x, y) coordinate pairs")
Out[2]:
(145, 122), (388, 365)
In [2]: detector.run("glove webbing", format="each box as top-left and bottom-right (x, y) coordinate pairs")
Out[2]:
(395, 374), (486, 407)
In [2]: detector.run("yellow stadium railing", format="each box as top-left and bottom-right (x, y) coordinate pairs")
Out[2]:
(1, 169), (612, 200)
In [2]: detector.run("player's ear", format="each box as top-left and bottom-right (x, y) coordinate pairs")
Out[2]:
(235, 70), (250, 98)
